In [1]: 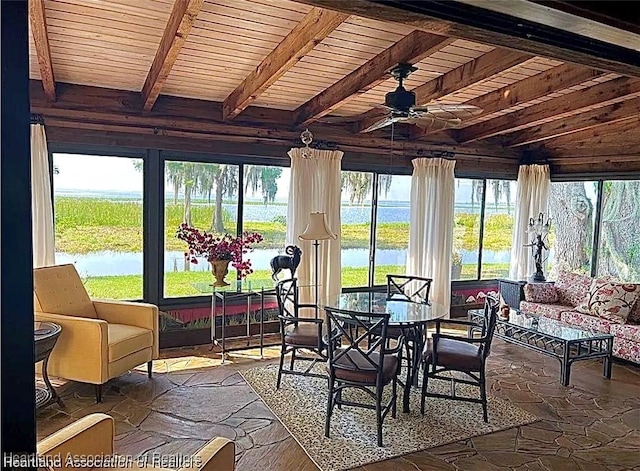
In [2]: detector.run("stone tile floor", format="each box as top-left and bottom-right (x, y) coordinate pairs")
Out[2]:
(37, 339), (640, 471)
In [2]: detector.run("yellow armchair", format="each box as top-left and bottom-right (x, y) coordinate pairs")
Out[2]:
(37, 414), (235, 471)
(34, 264), (159, 402)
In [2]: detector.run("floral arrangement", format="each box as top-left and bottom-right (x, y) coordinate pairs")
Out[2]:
(176, 223), (263, 278)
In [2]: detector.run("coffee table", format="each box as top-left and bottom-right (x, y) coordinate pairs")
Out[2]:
(469, 308), (613, 386)
(35, 321), (63, 410)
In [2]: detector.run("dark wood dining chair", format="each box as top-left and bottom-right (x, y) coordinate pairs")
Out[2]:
(385, 274), (433, 384)
(420, 295), (500, 422)
(324, 307), (404, 447)
(386, 274), (433, 304)
(275, 278), (327, 389)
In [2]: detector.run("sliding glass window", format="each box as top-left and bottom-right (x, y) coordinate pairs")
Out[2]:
(481, 179), (516, 279)
(52, 153), (144, 299)
(163, 161), (239, 298)
(373, 174), (411, 285)
(340, 171), (374, 288)
(453, 179), (482, 280)
(597, 180), (640, 282)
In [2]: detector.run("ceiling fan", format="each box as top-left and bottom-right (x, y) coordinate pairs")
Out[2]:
(356, 63), (483, 133)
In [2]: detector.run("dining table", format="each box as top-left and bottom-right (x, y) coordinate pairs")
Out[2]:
(320, 290), (449, 413)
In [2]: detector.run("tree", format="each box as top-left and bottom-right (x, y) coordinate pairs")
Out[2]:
(548, 182), (593, 274)
(341, 172), (391, 204)
(244, 166), (282, 204)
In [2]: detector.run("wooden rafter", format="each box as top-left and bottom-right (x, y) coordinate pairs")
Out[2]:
(293, 31), (455, 126)
(29, 0), (56, 102)
(222, 7), (348, 121)
(413, 49), (531, 105)
(505, 97), (640, 147)
(411, 63), (603, 140)
(455, 77), (640, 143)
(541, 116), (640, 148)
(141, 0), (204, 111)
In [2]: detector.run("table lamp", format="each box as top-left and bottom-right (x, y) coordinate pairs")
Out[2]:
(299, 212), (337, 317)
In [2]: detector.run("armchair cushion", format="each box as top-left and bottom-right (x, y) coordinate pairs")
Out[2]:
(284, 323), (320, 347)
(423, 338), (482, 371)
(554, 271), (592, 307)
(33, 264), (97, 319)
(523, 282), (558, 304)
(108, 324), (153, 362)
(330, 350), (398, 385)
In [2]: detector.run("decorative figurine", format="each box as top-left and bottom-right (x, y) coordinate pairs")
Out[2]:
(270, 245), (302, 281)
(525, 212), (551, 282)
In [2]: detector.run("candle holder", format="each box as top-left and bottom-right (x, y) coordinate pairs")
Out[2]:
(525, 212), (551, 282)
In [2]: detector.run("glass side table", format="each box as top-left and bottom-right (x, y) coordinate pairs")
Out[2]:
(35, 321), (63, 410)
(192, 279), (278, 363)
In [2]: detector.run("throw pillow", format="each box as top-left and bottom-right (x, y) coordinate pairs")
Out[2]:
(523, 282), (558, 304)
(555, 271), (592, 307)
(576, 280), (640, 323)
(628, 298), (640, 324)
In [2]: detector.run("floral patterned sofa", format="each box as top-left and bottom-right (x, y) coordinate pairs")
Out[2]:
(520, 271), (640, 364)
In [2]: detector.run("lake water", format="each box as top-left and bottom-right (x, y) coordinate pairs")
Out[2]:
(56, 247), (510, 277)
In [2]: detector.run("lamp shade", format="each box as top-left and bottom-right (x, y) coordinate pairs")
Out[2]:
(299, 212), (337, 241)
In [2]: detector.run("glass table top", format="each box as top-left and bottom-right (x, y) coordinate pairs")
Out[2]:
(320, 291), (448, 325)
(191, 279), (277, 295)
(502, 309), (612, 341)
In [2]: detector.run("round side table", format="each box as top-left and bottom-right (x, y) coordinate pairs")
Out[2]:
(35, 322), (63, 410)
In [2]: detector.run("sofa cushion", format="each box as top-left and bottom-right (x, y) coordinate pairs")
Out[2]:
(523, 282), (558, 304)
(610, 324), (640, 343)
(576, 281), (640, 323)
(555, 271), (592, 307)
(520, 301), (570, 320)
(626, 298), (640, 324)
(613, 337), (640, 364)
(560, 310), (620, 334)
(33, 264), (97, 318)
(108, 324), (153, 362)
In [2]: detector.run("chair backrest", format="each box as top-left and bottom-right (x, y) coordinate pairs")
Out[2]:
(275, 278), (299, 320)
(481, 295), (500, 359)
(325, 307), (391, 379)
(33, 264), (97, 318)
(386, 274), (432, 304)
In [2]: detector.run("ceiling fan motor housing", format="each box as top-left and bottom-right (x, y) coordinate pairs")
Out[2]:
(385, 87), (415, 114)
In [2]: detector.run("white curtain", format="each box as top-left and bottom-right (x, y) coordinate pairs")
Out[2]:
(31, 123), (55, 268)
(286, 148), (342, 311)
(406, 158), (456, 311)
(509, 164), (550, 281)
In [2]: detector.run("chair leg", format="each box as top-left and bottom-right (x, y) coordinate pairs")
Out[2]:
(147, 361), (153, 379)
(289, 349), (296, 371)
(276, 346), (286, 389)
(95, 384), (103, 403)
(391, 376), (397, 419)
(420, 362), (429, 415)
(325, 375), (335, 438)
(376, 384), (383, 447)
(480, 366), (488, 423)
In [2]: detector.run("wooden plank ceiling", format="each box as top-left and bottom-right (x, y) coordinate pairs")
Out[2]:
(28, 0), (640, 174)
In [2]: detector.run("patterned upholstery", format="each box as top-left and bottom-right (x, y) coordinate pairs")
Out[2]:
(613, 337), (640, 363)
(559, 311), (620, 334)
(575, 281), (640, 323)
(627, 299), (640, 324)
(554, 271), (592, 307)
(519, 301), (571, 320)
(610, 324), (640, 343)
(523, 282), (558, 304)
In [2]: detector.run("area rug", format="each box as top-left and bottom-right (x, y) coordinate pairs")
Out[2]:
(241, 364), (537, 471)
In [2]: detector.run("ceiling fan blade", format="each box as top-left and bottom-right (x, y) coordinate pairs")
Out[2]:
(408, 117), (459, 131)
(411, 104), (483, 119)
(360, 115), (403, 133)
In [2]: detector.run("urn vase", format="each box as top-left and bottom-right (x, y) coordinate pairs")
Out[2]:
(210, 259), (231, 287)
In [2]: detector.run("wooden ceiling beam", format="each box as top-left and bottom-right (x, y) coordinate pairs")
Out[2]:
(293, 31), (455, 126)
(413, 49), (531, 105)
(29, 0), (56, 102)
(292, 0), (640, 77)
(141, 0), (204, 111)
(411, 63), (603, 140)
(505, 96), (640, 147)
(536, 116), (640, 148)
(222, 7), (348, 121)
(455, 76), (640, 143)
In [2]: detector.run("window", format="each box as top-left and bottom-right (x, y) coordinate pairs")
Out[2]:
(373, 175), (410, 285)
(341, 171), (373, 288)
(597, 180), (640, 282)
(164, 161), (239, 298)
(53, 153), (143, 299)
(547, 181), (599, 277)
(242, 165), (289, 288)
(481, 180), (516, 279)
(453, 179), (482, 280)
